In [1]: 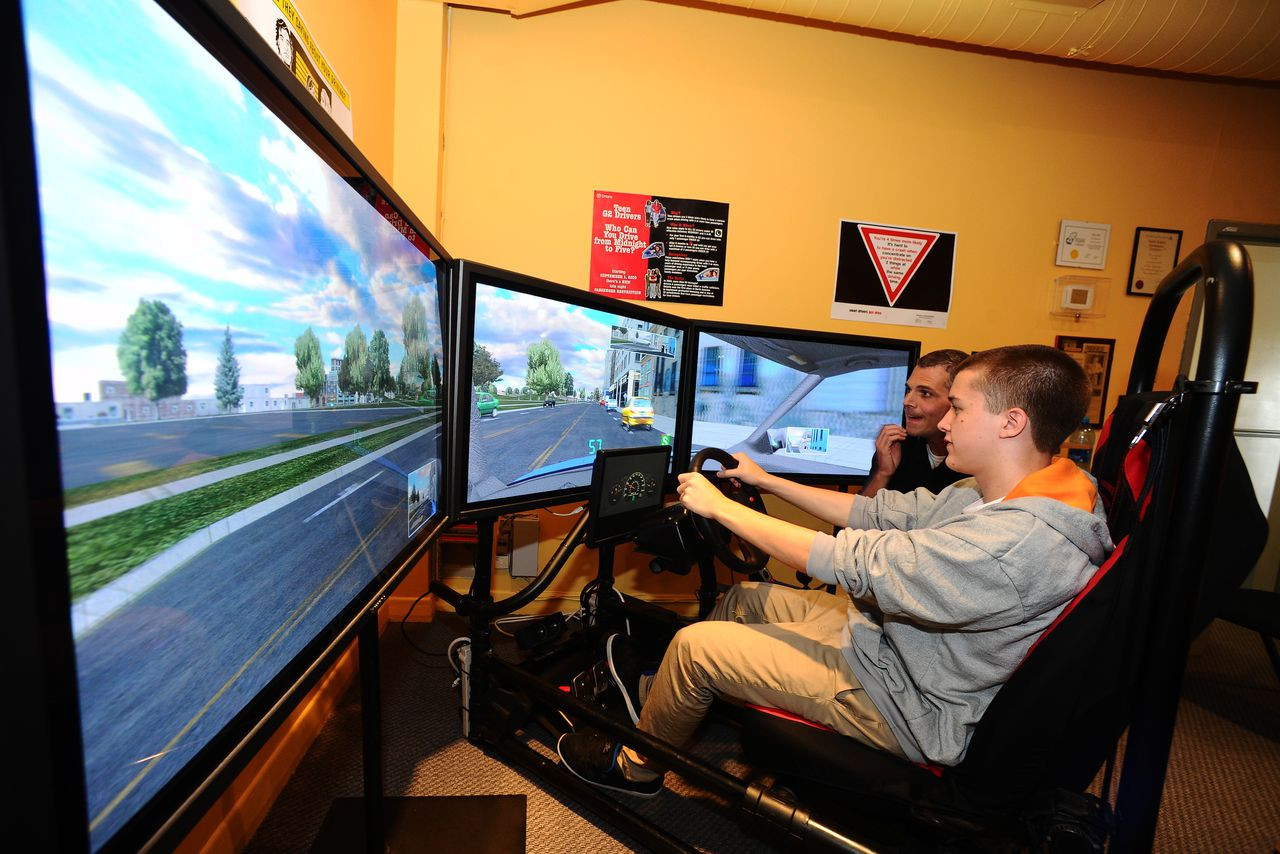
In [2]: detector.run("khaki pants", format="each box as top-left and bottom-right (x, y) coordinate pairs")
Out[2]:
(636, 582), (905, 758)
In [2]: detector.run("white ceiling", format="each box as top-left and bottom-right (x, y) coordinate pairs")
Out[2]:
(485, 0), (1280, 83)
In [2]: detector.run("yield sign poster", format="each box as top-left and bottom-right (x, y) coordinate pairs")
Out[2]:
(831, 220), (956, 328)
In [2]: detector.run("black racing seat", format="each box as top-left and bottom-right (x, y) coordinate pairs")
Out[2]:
(739, 385), (1269, 850)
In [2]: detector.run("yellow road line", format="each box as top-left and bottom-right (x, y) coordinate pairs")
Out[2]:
(527, 408), (589, 472)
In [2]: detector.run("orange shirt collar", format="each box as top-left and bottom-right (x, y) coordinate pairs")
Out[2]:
(1003, 457), (1097, 512)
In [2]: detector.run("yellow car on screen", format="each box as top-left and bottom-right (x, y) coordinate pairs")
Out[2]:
(620, 397), (654, 431)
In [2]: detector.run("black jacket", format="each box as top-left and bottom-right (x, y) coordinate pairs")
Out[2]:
(873, 435), (969, 494)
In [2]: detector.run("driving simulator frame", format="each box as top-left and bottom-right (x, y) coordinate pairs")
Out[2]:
(432, 241), (1259, 854)
(432, 438), (883, 853)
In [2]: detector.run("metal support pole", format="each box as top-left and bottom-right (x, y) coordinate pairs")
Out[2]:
(359, 607), (385, 854)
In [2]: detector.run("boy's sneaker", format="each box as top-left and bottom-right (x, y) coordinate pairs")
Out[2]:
(606, 632), (654, 725)
(556, 730), (663, 797)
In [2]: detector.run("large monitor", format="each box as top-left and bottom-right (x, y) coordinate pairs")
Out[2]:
(450, 261), (688, 519)
(683, 322), (919, 482)
(9, 0), (449, 849)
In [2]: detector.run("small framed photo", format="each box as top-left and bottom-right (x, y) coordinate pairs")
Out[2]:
(1055, 336), (1115, 426)
(1126, 227), (1183, 297)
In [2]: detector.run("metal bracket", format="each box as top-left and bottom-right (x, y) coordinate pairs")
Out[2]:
(1180, 379), (1258, 395)
(1130, 393), (1183, 448)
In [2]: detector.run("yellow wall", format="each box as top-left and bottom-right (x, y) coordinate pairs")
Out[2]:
(286, 0), (400, 180)
(435, 0), (1280, 405)
(393, 0), (448, 234)
(419, 0), (1280, 611)
(282, 0), (448, 240)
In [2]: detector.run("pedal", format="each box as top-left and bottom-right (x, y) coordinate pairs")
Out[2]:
(570, 659), (616, 701)
(592, 660), (612, 697)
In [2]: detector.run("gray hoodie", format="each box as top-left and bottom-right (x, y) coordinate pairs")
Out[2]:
(806, 459), (1114, 765)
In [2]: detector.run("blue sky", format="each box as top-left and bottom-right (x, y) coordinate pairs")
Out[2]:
(473, 284), (682, 395)
(26, 0), (442, 403)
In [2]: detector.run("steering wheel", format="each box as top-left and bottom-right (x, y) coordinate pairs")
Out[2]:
(687, 448), (770, 574)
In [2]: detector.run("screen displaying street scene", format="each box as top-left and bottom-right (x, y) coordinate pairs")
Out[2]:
(24, 0), (446, 847)
(690, 330), (913, 479)
(466, 281), (684, 508)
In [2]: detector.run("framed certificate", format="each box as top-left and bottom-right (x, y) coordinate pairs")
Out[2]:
(1057, 220), (1111, 270)
(1126, 227), (1183, 296)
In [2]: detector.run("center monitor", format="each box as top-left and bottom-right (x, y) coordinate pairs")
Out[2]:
(683, 322), (919, 482)
(450, 261), (688, 518)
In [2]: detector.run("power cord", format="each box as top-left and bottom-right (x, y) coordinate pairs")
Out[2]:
(396, 587), (455, 669)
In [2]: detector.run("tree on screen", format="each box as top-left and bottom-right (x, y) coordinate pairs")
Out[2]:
(563, 372), (575, 398)
(430, 353), (442, 397)
(340, 325), (369, 401)
(294, 328), (325, 404)
(402, 295), (429, 399)
(215, 327), (243, 413)
(473, 344), (503, 392)
(368, 330), (393, 399)
(525, 341), (565, 395)
(118, 298), (187, 414)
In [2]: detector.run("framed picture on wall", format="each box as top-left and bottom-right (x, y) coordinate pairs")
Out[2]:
(1126, 226), (1183, 296)
(1055, 336), (1115, 426)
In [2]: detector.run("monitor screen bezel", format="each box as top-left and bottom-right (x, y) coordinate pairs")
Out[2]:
(9, 0), (455, 850)
(678, 320), (921, 486)
(449, 259), (692, 521)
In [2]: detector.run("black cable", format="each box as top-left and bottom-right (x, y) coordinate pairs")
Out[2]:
(396, 586), (459, 668)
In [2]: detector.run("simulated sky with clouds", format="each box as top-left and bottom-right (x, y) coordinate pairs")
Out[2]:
(26, 0), (442, 405)
(473, 284), (682, 396)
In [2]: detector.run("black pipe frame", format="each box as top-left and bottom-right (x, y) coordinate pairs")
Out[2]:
(1112, 239), (1254, 852)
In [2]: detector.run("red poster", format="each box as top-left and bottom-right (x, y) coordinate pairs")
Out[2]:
(372, 195), (433, 259)
(589, 191), (651, 299)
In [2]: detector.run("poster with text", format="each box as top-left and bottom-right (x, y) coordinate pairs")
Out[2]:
(831, 220), (956, 328)
(590, 190), (727, 305)
(232, 0), (355, 140)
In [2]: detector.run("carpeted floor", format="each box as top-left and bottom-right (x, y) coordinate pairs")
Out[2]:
(245, 614), (1280, 853)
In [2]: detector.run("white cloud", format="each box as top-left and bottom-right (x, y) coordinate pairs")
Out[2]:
(240, 351), (303, 396)
(184, 348), (218, 399)
(53, 344), (121, 403)
(26, 30), (172, 141)
(474, 288), (613, 390)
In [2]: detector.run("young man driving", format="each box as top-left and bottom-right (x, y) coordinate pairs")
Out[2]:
(557, 345), (1114, 796)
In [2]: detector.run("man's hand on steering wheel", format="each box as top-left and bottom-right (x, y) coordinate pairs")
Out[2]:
(714, 451), (769, 489)
(678, 448), (771, 574)
(675, 470), (730, 518)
